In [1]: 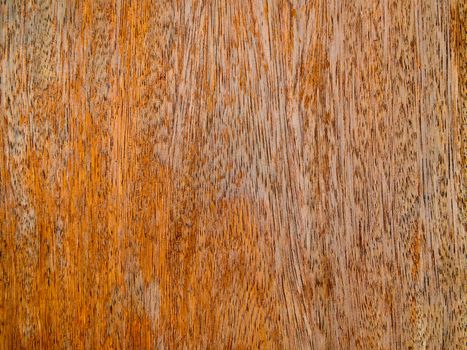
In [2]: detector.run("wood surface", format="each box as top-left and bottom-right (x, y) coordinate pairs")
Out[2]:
(0, 0), (465, 349)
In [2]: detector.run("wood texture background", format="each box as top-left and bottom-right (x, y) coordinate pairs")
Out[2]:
(0, 0), (465, 349)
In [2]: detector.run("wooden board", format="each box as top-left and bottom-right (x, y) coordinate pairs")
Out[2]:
(0, 0), (465, 348)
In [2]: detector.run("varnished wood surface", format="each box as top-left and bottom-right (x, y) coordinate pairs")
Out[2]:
(0, 0), (465, 349)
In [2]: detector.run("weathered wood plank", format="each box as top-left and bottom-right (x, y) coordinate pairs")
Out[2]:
(0, 0), (465, 348)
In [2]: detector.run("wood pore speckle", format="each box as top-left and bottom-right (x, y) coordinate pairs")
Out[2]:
(0, 0), (465, 349)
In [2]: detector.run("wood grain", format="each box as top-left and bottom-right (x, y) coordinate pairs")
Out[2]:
(0, 0), (465, 349)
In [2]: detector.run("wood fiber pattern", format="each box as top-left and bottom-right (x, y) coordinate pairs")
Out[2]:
(0, 0), (465, 349)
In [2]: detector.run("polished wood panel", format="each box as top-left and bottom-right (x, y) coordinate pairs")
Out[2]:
(1, 0), (465, 348)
